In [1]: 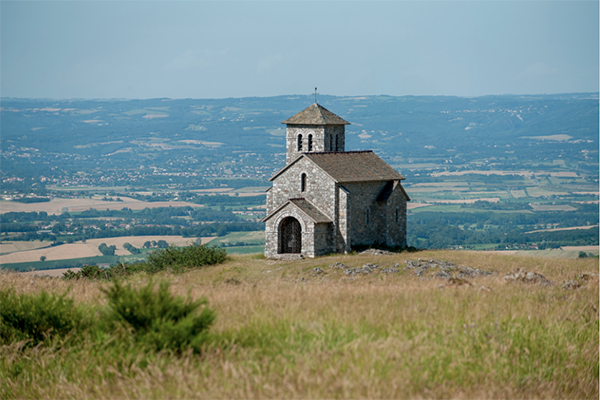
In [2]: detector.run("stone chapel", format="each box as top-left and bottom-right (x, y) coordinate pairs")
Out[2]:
(263, 103), (410, 259)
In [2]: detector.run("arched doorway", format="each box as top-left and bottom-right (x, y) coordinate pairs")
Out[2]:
(278, 217), (302, 254)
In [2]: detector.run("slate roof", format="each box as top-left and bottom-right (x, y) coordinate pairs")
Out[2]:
(289, 198), (331, 222)
(269, 150), (405, 182)
(305, 151), (405, 182)
(262, 198), (331, 223)
(282, 103), (350, 125)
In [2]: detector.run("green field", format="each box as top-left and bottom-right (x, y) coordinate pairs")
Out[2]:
(224, 245), (264, 254)
(207, 231), (265, 246)
(1, 255), (123, 272)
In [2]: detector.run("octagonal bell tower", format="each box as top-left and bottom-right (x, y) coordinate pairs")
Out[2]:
(282, 103), (350, 165)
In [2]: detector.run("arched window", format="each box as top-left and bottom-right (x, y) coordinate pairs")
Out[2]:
(335, 135), (339, 151)
(301, 173), (307, 192)
(366, 209), (370, 225)
(308, 134), (313, 151)
(297, 134), (303, 151)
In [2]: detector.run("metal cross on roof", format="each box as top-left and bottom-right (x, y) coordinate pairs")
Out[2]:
(314, 87), (318, 104)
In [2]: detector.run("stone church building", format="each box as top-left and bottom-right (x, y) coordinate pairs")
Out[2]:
(263, 103), (409, 259)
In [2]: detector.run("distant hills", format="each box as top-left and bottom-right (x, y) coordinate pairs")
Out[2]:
(1, 93), (598, 251)
(1, 93), (598, 189)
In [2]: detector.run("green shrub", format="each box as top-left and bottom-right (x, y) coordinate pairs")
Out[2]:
(98, 243), (116, 256)
(63, 263), (142, 281)
(145, 243), (227, 273)
(101, 280), (215, 353)
(63, 244), (226, 280)
(0, 289), (90, 347)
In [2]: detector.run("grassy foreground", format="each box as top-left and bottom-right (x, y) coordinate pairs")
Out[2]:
(1, 250), (598, 399)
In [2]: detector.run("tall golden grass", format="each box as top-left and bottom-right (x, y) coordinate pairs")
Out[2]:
(1, 250), (598, 399)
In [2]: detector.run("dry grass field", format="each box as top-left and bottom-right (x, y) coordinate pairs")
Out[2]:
(525, 224), (599, 233)
(0, 241), (50, 255)
(0, 236), (214, 264)
(0, 197), (202, 215)
(530, 204), (577, 212)
(1, 250), (597, 399)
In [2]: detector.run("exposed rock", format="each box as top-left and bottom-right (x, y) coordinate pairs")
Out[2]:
(360, 249), (392, 255)
(312, 267), (326, 276)
(381, 263), (400, 274)
(504, 268), (554, 286)
(577, 273), (599, 281)
(562, 280), (583, 290)
(404, 259), (493, 280)
(329, 262), (350, 270)
(343, 263), (380, 276)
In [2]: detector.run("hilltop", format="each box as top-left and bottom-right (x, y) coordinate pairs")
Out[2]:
(1, 250), (598, 399)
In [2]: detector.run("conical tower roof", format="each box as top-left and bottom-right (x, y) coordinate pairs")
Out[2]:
(281, 103), (350, 125)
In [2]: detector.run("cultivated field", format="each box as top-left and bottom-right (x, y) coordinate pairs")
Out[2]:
(430, 170), (579, 178)
(0, 197), (203, 215)
(190, 186), (267, 197)
(0, 241), (50, 255)
(0, 236), (214, 264)
(206, 230), (264, 246)
(525, 224), (599, 233)
(1, 250), (597, 399)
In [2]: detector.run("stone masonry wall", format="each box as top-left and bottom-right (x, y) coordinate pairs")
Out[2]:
(323, 125), (345, 152)
(285, 124), (346, 164)
(343, 181), (389, 247)
(264, 203), (317, 258)
(385, 184), (408, 248)
(314, 222), (333, 256)
(335, 185), (351, 253)
(286, 125), (325, 164)
(270, 157), (336, 220)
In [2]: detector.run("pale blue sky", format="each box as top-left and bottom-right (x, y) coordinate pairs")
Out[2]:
(1, 1), (598, 99)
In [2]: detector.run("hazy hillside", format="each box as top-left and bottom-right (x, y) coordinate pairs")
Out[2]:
(1, 93), (598, 255)
(2, 93), (598, 179)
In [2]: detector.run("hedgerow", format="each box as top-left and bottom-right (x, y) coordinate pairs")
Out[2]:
(63, 243), (227, 280)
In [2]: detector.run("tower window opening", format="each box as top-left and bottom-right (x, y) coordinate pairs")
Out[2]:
(297, 134), (303, 151)
(308, 134), (313, 151)
(301, 173), (307, 192)
(366, 209), (370, 225)
(395, 207), (399, 224)
(335, 135), (339, 151)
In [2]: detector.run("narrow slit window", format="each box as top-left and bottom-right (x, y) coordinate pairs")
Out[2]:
(301, 173), (307, 192)
(395, 207), (399, 224)
(308, 134), (313, 151)
(335, 135), (339, 151)
(366, 209), (370, 225)
(297, 134), (303, 151)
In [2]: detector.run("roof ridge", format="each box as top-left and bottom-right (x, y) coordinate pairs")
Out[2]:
(282, 103), (350, 125)
(305, 150), (373, 155)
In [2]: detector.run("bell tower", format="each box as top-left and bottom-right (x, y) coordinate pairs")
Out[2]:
(281, 103), (350, 165)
